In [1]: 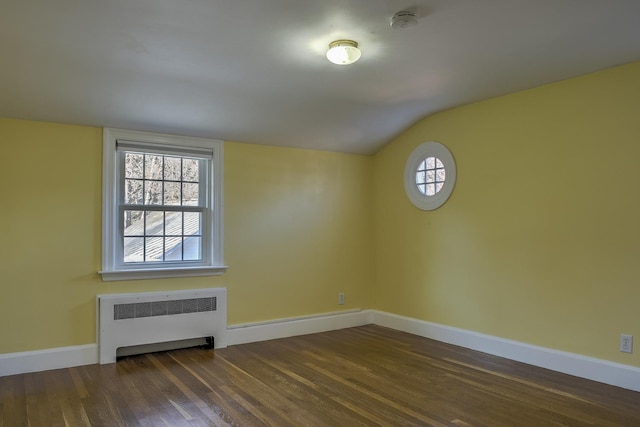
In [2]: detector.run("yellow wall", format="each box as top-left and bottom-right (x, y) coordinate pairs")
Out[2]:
(373, 61), (640, 366)
(224, 142), (373, 324)
(0, 121), (103, 353)
(0, 119), (373, 354)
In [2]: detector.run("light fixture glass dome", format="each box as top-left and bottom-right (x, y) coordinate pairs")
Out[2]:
(326, 40), (361, 65)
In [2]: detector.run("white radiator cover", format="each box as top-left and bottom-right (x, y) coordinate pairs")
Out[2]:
(97, 288), (227, 364)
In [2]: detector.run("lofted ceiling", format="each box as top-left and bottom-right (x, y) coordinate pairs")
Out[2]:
(2, 0), (640, 154)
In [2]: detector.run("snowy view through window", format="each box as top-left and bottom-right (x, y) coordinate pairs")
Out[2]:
(122, 152), (203, 263)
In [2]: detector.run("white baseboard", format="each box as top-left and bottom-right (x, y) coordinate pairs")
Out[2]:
(371, 310), (640, 393)
(1, 309), (639, 394)
(0, 344), (98, 377)
(226, 309), (373, 346)
(0, 310), (370, 377)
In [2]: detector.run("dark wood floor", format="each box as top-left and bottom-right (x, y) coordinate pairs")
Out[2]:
(1, 325), (639, 426)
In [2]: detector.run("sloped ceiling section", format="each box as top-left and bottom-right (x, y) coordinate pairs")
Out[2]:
(2, 0), (640, 154)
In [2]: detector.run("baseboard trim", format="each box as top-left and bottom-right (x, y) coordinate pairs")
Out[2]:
(225, 309), (373, 346)
(371, 310), (640, 393)
(0, 344), (98, 377)
(1, 309), (639, 394)
(0, 310), (371, 377)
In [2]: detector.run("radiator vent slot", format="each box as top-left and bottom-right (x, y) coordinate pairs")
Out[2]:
(114, 297), (217, 320)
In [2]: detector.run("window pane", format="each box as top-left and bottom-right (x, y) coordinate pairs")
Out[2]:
(426, 183), (436, 196)
(183, 183), (199, 206)
(436, 158), (444, 168)
(184, 212), (201, 235)
(183, 236), (202, 261)
(418, 184), (427, 195)
(436, 169), (446, 182)
(145, 154), (163, 180)
(125, 153), (143, 179)
(416, 171), (426, 185)
(124, 210), (144, 236)
(144, 181), (163, 205)
(426, 170), (435, 183)
(124, 237), (144, 262)
(165, 211), (182, 235)
(426, 157), (435, 169)
(183, 158), (199, 182)
(145, 211), (164, 236)
(164, 156), (182, 181)
(145, 237), (163, 262)
(165, 237), (183, 261)
(164, 182), (181, 205)
(436, 182), (444, 193)
(125, 179), (143, 204)
(417, 159), (426, 172)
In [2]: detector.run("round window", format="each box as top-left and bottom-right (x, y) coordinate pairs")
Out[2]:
(404, 142), (456, 210)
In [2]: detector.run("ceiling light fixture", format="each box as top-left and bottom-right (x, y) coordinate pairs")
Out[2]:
(326, 40), (361, 65)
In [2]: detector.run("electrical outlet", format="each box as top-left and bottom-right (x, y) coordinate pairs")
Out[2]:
(620, 334), (633, 353)
(338, 292), (345, 305)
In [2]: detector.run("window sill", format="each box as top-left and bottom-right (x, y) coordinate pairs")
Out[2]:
(99, 265), (228, 282)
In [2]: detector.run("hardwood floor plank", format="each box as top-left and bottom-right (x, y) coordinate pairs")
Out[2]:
(242, 348), (411, 426)
(239, 346), (406, 426)
(1, 325), (639, 426)
(147, 353), (232, 426)
(0, 375), (27, 427)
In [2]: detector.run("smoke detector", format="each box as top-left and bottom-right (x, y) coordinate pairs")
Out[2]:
(390, 10), (418, 29)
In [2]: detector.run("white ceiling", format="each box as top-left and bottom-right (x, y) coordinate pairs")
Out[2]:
(2, 1), (640, 154)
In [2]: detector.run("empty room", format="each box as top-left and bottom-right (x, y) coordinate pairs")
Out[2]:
(1, 0), (640, 425)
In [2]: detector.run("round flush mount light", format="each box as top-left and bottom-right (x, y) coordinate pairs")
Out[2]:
(326, 40), (361, 65)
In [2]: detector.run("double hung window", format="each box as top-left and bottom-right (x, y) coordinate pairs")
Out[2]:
(100, 129), (226, 281)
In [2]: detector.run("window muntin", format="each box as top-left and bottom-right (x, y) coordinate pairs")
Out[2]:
(100, 128), (226, 281)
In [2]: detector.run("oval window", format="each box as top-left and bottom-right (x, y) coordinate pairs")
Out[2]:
(404, 142), (456, 210)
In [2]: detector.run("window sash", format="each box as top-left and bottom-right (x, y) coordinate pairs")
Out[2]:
(115, 149), (211, 269)
(118, 205), (209, 266)
(116, 151), (210, 208)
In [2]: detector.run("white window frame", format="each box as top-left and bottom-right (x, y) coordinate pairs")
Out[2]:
(404, 141), (457, 211)
(100, 128), (227, 281)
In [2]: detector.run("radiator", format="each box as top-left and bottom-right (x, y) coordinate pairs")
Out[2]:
(97, 288), (227, 364)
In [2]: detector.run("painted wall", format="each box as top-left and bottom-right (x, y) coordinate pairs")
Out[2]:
(0, 119), (373, 354)
(224, 142), (373, 325)
(372, 61), (640, 367)
(0, 121), (103, 354)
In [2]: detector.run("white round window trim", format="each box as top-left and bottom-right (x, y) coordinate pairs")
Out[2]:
(404, 141), (456, 210)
